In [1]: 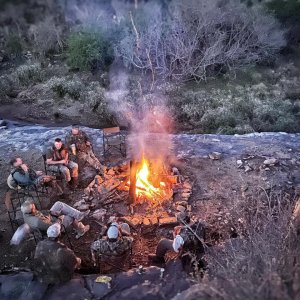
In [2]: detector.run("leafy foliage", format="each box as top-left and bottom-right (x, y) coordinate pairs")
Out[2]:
(66, 30), (113, 71)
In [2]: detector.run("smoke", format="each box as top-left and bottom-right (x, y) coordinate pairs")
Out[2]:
(64, 0), (174, 163)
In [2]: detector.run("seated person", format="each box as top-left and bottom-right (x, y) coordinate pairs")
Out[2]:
(21, 200), (90, 239)
(66, 125), (105, 173)
(46, 138), (79, 187)
(149, 215), (205, 263)
(34, 223), (81, 285)
(9, 156), (62, 193)
(91, 220), (133, 264)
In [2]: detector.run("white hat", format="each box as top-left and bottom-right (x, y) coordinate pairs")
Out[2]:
(172, 235), (184, 252)
(21, 200), (33, 214)
(107, 222), (119, 239)
(47, 223), (61, 238)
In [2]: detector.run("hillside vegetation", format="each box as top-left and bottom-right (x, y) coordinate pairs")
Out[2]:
(0, 0), (299, 133)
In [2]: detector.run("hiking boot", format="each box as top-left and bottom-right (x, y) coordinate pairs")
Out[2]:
(75, 225), (90, 239)
(148, 254), (165, 264)
(78, 210), (90, 222)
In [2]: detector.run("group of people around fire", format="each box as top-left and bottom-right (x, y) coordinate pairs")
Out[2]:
(6, 125), (206, 286)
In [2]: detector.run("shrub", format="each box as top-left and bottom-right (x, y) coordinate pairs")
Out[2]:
(14, 63), (42, 86)
(28, 17), (64, 57)
(115, 0), (286, 82)
(47, 76), (83, 100)
(66, 30), (113, 71)
(266, 0), (300, 44)
(5, 34), (23, 59)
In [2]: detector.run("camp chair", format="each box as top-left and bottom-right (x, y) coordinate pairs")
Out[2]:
(42, 153), (63, 179)
(102, 127), (126, 162)
(96, 246), (132, 274)
(4, 189), (24, 231)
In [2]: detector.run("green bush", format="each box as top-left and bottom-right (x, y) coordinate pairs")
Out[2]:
(66, 30), (113, 71)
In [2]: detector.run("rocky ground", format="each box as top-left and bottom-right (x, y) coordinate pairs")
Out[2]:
(0, 121), (299, 299)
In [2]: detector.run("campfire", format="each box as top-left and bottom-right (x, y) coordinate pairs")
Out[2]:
(128, 156), (175, 205)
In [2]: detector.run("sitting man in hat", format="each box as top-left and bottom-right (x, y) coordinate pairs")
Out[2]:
(91, 219), (133, 264)
(46, 138), (79, 188)
(21, 200), (90, 239)
(34, 223), (81, 285)
(149, 215), (206, 263)
(8, 156), (62, 194)
(65, 125), (105, 173)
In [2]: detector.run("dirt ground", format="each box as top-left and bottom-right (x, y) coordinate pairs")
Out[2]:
(1, 143), (299, 276)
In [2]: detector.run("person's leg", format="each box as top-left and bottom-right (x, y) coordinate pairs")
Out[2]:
(47, 165), (60, 174)
(72, 219), (90, 239)
(67, 161), (78, 179)
(156, 238), (174, 258)
(50, 201), (82, 219)
(85, 149), (104, 171)
(58, 166), (71, 182)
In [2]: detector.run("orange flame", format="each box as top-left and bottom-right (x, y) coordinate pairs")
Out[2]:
(135, 158), (161, 198)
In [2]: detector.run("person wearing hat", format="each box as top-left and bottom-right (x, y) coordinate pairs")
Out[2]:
(148, 215), (206, 264)
(65, 125), (105, 174)
(91, 220), (133, 261)
(21, 200), (90, 239)
(34, 223), (81, 285)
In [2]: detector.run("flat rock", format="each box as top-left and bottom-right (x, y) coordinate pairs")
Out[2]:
(176, 205), (186, 213)
(159, 217), (178, 226)
(143, 217), (151, 226)
(263, 158), (278, 166)
(149, 216), (158, 226)
(208, 152), (222, 160)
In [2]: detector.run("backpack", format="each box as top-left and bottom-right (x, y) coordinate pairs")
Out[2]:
(7, 174), (18, 190)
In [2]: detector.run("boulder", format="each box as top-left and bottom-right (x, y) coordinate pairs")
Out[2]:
(263, 158), (278, 166)
(208, 152), (222, 160)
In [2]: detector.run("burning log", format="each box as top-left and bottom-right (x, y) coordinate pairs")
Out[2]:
(129, 160), (139, 204)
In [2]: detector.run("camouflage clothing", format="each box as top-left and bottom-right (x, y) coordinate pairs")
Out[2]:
(23, 210), (55, 232)
(179, 222), (205, 252)
(66, 130), (89, 153)
(34, 239), (78, 285)
(91, 236), (133, 256)
(66, 130), (104, 171)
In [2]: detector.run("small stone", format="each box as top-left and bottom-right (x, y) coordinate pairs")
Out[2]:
(263, 158), (278, 166)
(84, 187), (91, 195)
(182, 192), (191, 198)
(159, 217), (178, 226)
(176, 205), (186, 213)
(74, 200), (86, 208)
(208, 152), (222, 160)
(149, 216), (158, 225)
(78, 204), (90, 211)
(143, 218), (151, 226)
(186, 205), (192, 212)
(183, 182), (192, 189)
(236, 160), (243, 167)
(244, 165), (252, 173)
(107, 169), (115, 176)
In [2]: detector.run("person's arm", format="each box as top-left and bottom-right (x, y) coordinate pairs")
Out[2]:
(46, 157), (66, 165)
(46, 149), (65, 165)
(83, 132), (91, 145)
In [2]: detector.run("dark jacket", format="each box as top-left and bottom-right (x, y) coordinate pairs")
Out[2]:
(46, 145), (68, 161)
(11, 167), (37, 186)
(34, 239), (78, 285)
